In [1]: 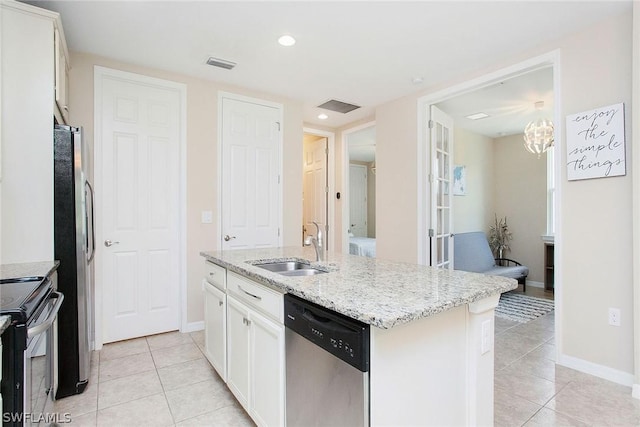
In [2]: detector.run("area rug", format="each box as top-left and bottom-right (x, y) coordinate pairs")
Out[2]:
(495, 292), (555, 323)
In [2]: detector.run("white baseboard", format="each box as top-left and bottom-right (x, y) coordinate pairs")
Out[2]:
(633, 384), (640, 399)
(525, 280), (544, 289)
(182, 320), (204, 333)
(557, 353), (634, 387)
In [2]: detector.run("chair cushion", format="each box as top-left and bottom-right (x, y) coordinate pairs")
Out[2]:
(453, 231), (496, 272)
(483, 265), (529, 280)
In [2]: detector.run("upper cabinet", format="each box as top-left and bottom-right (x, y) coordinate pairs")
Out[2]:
(0, 0), (69, 262)
(54, 27), (70, 124)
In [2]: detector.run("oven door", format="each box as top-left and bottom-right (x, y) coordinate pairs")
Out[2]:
(25, 290), (63, 424)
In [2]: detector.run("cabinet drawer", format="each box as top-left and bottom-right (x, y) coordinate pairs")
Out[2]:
(228, 272), (283, 323)
(205, 261), (226, 291)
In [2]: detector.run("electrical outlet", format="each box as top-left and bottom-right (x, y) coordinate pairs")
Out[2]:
(608, 308), (621, 326)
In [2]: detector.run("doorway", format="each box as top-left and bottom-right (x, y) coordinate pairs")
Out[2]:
(94, 66), (186, 346)
(302, 128), (336, 252)
(343, 122), (376, 257)
(417, 50), (561, 363)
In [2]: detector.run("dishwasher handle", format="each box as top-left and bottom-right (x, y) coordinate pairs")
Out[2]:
(302, 308), (355, 334)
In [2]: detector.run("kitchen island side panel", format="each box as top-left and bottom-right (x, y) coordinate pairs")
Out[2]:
(369, 304), (468, 426)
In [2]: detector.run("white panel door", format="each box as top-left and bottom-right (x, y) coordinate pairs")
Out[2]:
(221, 97), (281, 249)
(100, 73), (182, 343)
(429, 105), (454, 269)
(302, 138), (327, 239)
(349, 164), (368, 237)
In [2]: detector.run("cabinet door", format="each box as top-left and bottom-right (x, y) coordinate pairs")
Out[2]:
(250, 310), (285, 427)
(54, 28), (69, 123)
(204, 280), (226, 381)
(226, 296), (251, 410)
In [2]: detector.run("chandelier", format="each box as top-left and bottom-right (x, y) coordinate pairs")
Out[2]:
(523, 101), (554, 158)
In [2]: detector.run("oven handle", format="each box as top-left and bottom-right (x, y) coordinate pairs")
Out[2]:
(27, 291), (64, 338)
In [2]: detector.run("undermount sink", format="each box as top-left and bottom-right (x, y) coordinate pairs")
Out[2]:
(255, 260), (328, 276)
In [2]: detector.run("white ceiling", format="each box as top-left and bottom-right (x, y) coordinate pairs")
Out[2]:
(26, 1), (630, 129)
(436, 66), (554, 138)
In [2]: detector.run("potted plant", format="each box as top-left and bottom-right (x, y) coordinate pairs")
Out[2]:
(489, 214), (512, 259)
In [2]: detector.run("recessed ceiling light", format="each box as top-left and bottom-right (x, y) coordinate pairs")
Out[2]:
(466, 112), (490, 120)
(412, 77), (424, 84)
(278, 35), (296, 47)
(318, 113), (328, 120)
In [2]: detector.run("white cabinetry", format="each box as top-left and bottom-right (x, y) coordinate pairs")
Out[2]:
(212, 270), (284, 427)
(0, 0), (69, 262)
(54, 27), (70, 124)
(203, 262), (227, 381)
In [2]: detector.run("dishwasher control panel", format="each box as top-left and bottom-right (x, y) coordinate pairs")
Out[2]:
(284, 294), (369, 372)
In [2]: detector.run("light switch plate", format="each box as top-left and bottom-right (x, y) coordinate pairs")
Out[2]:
(201, 210), (213, 224)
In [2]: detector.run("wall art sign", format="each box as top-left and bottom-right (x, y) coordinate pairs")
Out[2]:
(565, 102), (626, 181)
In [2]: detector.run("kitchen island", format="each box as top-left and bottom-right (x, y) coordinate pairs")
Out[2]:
(201, 247), (517, 426)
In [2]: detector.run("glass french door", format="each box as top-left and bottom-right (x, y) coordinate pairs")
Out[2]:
(429, 105), (454, 268)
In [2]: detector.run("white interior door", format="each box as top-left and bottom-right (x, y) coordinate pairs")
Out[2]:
(221, 96), (281, 249)
(303, 137), (327, 239)
(349, 164), (368, 237)
(99, 70), (183, 343)
(429, 105), (454, 268)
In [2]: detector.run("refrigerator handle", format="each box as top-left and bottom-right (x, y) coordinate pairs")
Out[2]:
(85, 180), (96, 263)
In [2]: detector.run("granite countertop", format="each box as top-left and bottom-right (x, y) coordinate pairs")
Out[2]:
(201, 247), (517, 329)
(0, 315), (10, 335)
(0, 261), (60, 281)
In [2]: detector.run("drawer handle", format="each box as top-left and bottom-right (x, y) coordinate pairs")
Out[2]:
(238, 285), (262, 301)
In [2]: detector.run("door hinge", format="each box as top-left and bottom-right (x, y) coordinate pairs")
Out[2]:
(277, 175), (281, 184)
(428, 228), (435, 237)
(275, 122), (281, 131)
(428, 120), (434, 129)
(428, 173), (433, 183)
(325, 186), (329, 193)
(278, 228), (281, 237)
(325, 147), (329, 155)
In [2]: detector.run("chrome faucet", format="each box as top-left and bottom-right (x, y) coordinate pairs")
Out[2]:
(304, 221), (324, 262)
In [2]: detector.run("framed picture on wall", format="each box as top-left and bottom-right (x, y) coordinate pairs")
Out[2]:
(453, 165), (466, 196)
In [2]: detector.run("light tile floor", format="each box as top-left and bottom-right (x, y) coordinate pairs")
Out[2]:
(53, 330), (254, 426)
(53, 289), (640, 426)
(494, 291), (640, 426)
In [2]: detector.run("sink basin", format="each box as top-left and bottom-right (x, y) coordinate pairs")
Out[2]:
(255, 260), (327, 276)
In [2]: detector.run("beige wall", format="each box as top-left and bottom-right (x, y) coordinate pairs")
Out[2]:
(451, 127), (495, 234)
(376, 97), (419, 262)
(69, 52), (303, 326)
(374, 12), (634, 377)
(493, 133), (546, 283)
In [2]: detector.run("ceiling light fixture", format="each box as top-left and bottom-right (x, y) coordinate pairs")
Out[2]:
(466, 112), (489, 120)
(278, 35), (296, 47)
(523, 101), (554, 158)
(318, 113), (328, 120)
(412, 77), (424, 85)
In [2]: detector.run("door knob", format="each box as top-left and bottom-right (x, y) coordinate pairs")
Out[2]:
(224, 235), (236, 242)
(104, 239), (120, 247)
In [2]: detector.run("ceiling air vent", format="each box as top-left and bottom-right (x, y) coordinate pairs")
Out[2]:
(206, 57), (236, 70)
(317, 99), (361, 114)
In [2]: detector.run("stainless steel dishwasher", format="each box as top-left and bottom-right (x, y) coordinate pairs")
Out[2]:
(284, 294), (370, 426)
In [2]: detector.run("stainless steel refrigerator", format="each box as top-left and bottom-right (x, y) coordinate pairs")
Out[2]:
(53, 124), (95, 398)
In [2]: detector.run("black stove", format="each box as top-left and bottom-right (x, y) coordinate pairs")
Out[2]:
(0, 277), (51, 323)
(1, 276), (59, 426)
